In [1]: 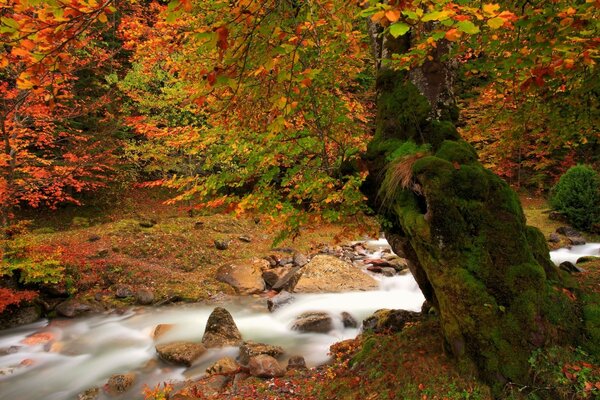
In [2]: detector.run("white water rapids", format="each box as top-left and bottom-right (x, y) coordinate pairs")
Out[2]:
(0, 241), (598, 400)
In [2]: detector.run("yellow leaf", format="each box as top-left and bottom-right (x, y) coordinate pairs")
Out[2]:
(483, 3), (500, 16)
(487, 17), (504, 29)
(98, 12), (108, 23)
(16, 76), (34, 90)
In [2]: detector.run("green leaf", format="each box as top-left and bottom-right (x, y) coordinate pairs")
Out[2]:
(389, 22), (410, 38)
(1, 17), (20, 30)
(457, 20), (480, 34)
(402, 11), (418, 20)
(422, 11), (450, 22)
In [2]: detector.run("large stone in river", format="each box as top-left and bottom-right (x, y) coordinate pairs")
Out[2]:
(216, 261), (265, 295)
(156, 342), (206, 367)
(201, 307), (243, 348)
(238, 341), (284, 365)
(293, 255), (378, 293)
(291, 311), (333, 333)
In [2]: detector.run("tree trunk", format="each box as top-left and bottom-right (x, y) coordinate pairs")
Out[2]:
(363, 32), (585, 393)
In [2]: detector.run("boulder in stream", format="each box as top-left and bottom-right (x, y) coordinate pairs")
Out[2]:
(156, 342), (206, 367)
(267, 290), (294, 312)
(104, 373), (136, 396)
(201, 307), (243, 347)
(291, 311), (333, 333)
(77, 387), (100, 400)
(341, 312), (358, 328)
(239, 341), (284, 365)
(0, 305), (41, 330)
(248, 354), (285, 378)
(293, 255), (378, 293)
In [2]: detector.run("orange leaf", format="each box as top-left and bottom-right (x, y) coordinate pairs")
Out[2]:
(385, 9), (401, 23)
(445, 28), (462, 42)
(371, 11), (385, 24)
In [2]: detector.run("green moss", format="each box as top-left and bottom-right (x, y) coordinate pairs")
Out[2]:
(387, 140), (431, 161)
(349, 336), (378, 367)
(435, 140), (478, 164)
(525, 226), (559, 280)
(428, 122), (461, 149)
(581, 293), (600, 355)
(451, 166), (490, 201)
(412, 156), (454, 178)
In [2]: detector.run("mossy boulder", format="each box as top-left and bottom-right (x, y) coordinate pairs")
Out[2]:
(365, 68), (585, 394)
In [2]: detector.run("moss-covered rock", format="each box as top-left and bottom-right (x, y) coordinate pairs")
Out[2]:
(365, 67), (584, 395)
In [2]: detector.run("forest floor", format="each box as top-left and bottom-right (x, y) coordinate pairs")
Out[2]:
(2, 189), (600, 399)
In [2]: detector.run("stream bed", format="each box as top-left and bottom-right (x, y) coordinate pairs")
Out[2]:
(0, 241), (598, 400)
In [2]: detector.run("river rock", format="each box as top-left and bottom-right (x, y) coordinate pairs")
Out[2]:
(341, 312), (358, 328)
(293, 252), (309, 267)
(568, 236), (586, 246)
(0, 305), (41, 330)
(271, 265), (304, 291)
(105, 373), (136, 396)
(135, 288), (154, 305)
(381, 267), (397, 277)
(287, 355), (307, 371)
(156, 342), (206, 367)
(55, 300), (91, 318)
(262, 266), (293, 288)
(291, 311), (333, 333)
(239, 341), (284, 365)
(548, 233), (561, 243)
(267, 291), (294, 312)
(362, 309), (421, 333)
(114, 285), (133, 298)
(216, 262), (265, 295)
(206, 357), (239, 375)
(78, 387), (100, 400)
(556, 226), (581, 237)
(559, 261), (584, 273)
(576, 256), (600, 264)
(293, 255), (378, 293)
(201, 307), (243, 347)
(248, 355), (285, 378)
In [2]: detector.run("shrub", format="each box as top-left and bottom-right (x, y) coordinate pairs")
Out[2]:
(550, 165), (600, 231)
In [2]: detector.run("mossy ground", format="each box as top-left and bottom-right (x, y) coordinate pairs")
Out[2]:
(2, 188), (374, 309)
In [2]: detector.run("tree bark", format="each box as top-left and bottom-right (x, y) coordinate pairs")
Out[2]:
(363, 31), (586, 393)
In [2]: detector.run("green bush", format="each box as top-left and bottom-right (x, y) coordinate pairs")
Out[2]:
(550, 165), (600, 231)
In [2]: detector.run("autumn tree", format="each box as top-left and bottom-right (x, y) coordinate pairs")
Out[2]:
(0, 0), (123, 229)
(142, 0), (598, 394)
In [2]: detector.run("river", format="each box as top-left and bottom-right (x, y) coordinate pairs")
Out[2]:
(0, 241), (597, 399)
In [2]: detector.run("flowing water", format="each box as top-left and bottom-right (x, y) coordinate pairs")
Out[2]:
(0, 241), (598, 400)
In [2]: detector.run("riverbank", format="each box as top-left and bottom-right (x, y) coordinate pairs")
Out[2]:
(1, 191), (599, 399)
